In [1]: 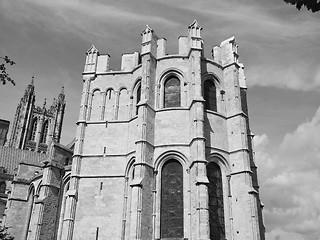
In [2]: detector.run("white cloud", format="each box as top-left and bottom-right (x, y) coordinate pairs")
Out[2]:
(255, 106), (320, 240)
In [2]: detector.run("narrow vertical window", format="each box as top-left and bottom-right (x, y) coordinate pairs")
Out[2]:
(105, 89), (114, 121)
(30, 118), (37, 141)
(136, 84), (141, 115)
(160, 160), (183, 238)
(207, 162), (225, 240)
(41, 121), (49, 143)
(90, 90), (102, 121)
(118, 88), (129, 120)
(164, 77), (181, 108)
(204, 80), (217, 111)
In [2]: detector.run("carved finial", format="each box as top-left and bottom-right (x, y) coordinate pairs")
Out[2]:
(141, 25), (154, 36)
(60, 85), (65, 95)
(188, 20), (202, 30)
(86, 45), (99, 55)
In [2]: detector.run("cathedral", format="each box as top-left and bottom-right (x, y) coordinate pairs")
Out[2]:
(3, 21), (265, 240)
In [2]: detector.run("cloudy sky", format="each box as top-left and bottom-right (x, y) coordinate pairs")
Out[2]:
(1, 0), (320, 239)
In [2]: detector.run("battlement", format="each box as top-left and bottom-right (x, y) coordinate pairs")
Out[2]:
(83, 20), (241, 74)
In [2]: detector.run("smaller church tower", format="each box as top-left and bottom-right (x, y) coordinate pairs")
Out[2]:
(8, 78), (66, 153)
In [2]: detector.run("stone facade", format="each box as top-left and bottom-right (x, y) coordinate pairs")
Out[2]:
(8, 77), (66, 154)
(60, 20), (264, 240)
(0, 119), (9, 146)
(3, 21), (265, 240)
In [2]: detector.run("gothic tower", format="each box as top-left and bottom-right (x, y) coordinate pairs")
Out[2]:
(8, 78), (66, 153)
(60, 21), (265, 240)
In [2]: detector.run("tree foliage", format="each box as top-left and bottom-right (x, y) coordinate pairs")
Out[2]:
(0, 226), (14, 240)
(0, 56), (15, 86)
(284, 0), (320, 12)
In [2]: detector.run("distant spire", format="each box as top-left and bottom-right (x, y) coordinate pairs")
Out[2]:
(43, 98), (47, 109)
(60, 85), (65, 95)
(31, 73), (35, 86)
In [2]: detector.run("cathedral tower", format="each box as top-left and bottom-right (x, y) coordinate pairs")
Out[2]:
(61, 21), (265, 240)
(8, 78), (66, 153)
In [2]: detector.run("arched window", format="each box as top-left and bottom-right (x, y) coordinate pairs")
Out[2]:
(105, 89), (114, 121)
(207, 162), (225, 240)
(0, 182), (5, 194)
(25, 187), (35, 240)
(118, 88), (129, 120)
(204, 80), (217, 111)
(160, 160), (183, 238)
(30, 118), (37, 141)
(164, 77), (181, 108)
(135, 84), (141, 115)
(90, 90), (102, 121)
(122, 160), (135, 239)
(41, 120), (49, 143)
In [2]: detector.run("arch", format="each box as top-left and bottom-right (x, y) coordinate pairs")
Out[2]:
(132, 81), (142, 116)
(164, 76), (181, 108)
(56, 177), (70, 240)
(40, 120), (49, 144)
(105, 88), (115, 121)
(158, 69), (184, 109)
(29, 118), (37, 141)
(204, 80), (217, 111)
(25, 186), (35, 240)
(160, 159), (184, 238)
(207, 153), (231, 175)
(90, 89), (103, 121)
(0, 182), (5, 194)
(206, 161), (225, 240)
(122, 158), (135, 239)
(118, 88), (129, 120)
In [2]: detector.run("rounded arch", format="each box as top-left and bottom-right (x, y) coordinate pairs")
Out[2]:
(131, 77), (142, 94)
(154, 150), (188, 171)
(125, 157), (135, 177)
(27, 183), (36, 201)
(158, 68), (185, 86)
(207, 153), (231, 175)
(91, 87), (102, 95)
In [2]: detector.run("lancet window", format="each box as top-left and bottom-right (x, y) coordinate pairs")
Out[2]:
(30, 118), (37, 141)
(207, 162), (225, 240)
(164, 76), (181, 108)
(160, 160), (184, 238)
(41, 120), (49, 143)
(204, 80), (217, 111)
